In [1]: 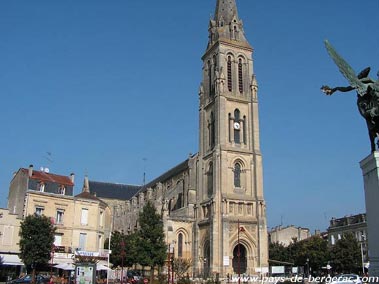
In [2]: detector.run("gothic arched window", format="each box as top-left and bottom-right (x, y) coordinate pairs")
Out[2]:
(227, 56), (232, 92)
(210, 112), (215, 147)
(238, 58), (243, 93)
(208, 60), (212, 96)
(178, 233), (183, 258)
(234, 163), (241, 188)
(207, 162), (213, 197)
(243, 115), (247, 144)
(234, 109), (241, 144)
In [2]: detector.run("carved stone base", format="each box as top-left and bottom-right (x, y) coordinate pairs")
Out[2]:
(360, 152), (379, 277)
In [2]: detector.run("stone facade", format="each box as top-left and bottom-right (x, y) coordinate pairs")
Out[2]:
(6, 168), (112, 265)
(92, 0), (269, 277)
(360, 153), (379, 277)
(269, 226), (311, 247)
(0, 208), (21, 254)
(327, 213), (368, 265)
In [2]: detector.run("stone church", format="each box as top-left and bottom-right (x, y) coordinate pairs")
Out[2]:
(90, 0), (268, 277)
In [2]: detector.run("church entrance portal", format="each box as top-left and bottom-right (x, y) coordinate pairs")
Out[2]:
(232, 244), (247, 274)
(203, 241), (210, 279)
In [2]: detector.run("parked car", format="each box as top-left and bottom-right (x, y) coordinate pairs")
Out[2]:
(330, 274), (362, 284)
(126, 271), (143, 284)
(8, 275), (50, 284)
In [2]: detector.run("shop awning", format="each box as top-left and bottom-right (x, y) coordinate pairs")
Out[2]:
(0, 254), (24, 266)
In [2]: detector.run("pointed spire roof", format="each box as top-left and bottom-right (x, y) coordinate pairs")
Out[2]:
(215, 0), (239, 25)
(206, 0), (250, 50)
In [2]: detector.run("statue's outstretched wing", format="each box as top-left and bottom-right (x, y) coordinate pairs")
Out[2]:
(371, 78), (379, 94)
(325, 40), (367, 96)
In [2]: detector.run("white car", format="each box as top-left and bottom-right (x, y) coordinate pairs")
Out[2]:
(330, 274), (362, 284)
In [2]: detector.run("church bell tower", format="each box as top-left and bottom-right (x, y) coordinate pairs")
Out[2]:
(195, 0), (268, 276)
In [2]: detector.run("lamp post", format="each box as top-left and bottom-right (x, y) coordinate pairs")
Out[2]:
(50, 244), (55, 279)
(167, 244), (171, 284)
(171, 250), (174, 284)
(121, 239), (125, 284)
(360, 235), (366, 275)
(237, 220), (245, 284)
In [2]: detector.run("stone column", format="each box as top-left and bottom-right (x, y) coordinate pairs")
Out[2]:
(360, 152), (379, 277)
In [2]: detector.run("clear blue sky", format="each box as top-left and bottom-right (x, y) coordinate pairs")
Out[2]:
(1, 0), (378, 232)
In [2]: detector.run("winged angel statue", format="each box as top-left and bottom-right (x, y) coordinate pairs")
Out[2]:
(321, 40), (379, 152)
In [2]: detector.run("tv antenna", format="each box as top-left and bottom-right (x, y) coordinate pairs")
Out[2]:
(44, 152), (54, 163)
(142, 158), (147, 186)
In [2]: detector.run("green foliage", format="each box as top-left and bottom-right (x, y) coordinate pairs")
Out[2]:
(177, 277), (191, 284)
(269, 242), (290, 262)
(330, 233), (361, 273)
(19, 214), (56, 270)
(124, 232), (140, 267)
(109, 231), (128, 267)
(289, 236), (330, 273)
(269, 236), (329, 274)
(137, 201), (167, 281)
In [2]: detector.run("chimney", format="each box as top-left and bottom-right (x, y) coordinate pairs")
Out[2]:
(83, 175), (90, 193)
(28, 165), (33, 177)
(70, 173), (75, 184)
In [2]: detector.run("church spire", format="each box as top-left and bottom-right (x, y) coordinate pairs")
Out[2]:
(214, 0), (239, 25)
(207, 0), (250, 49)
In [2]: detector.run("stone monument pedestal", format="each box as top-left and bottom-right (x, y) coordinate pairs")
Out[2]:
(360, 152), (379, 277)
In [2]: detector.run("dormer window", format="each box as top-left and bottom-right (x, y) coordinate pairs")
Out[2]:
(38, 182), (45, 192)
(58, 185), (66, 195)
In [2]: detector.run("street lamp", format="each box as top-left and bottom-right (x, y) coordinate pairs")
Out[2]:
(121, 239), (125, 284)
(171, 249), (175, 284)
(50, 244), (55, 279)
(360, 235), (366, 275)
(167, 244), (171, 284)
(237, 219), (245, 284)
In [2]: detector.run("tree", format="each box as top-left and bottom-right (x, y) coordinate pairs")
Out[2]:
(269, 242), (290, 263)
(19, 214), (56, 284)
(285, 236), (329, 275)
(124, 232), (140, 268)
(137, 201), (167, 283)
(107, 231), (127, 267)
(172, 258), (192, 280)
(330, 233), (361, 274)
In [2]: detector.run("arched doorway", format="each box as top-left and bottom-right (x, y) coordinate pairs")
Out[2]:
(203, 240), (211, 279)
(232, 244), (247, 274)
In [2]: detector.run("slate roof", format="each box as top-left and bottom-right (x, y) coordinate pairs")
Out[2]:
(88, 181), (141, 200)
(88, 158), (189, 200)
(75, 191), (107, 206)
(22, 168), (74, 186)
(138, 159), (189, 194)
